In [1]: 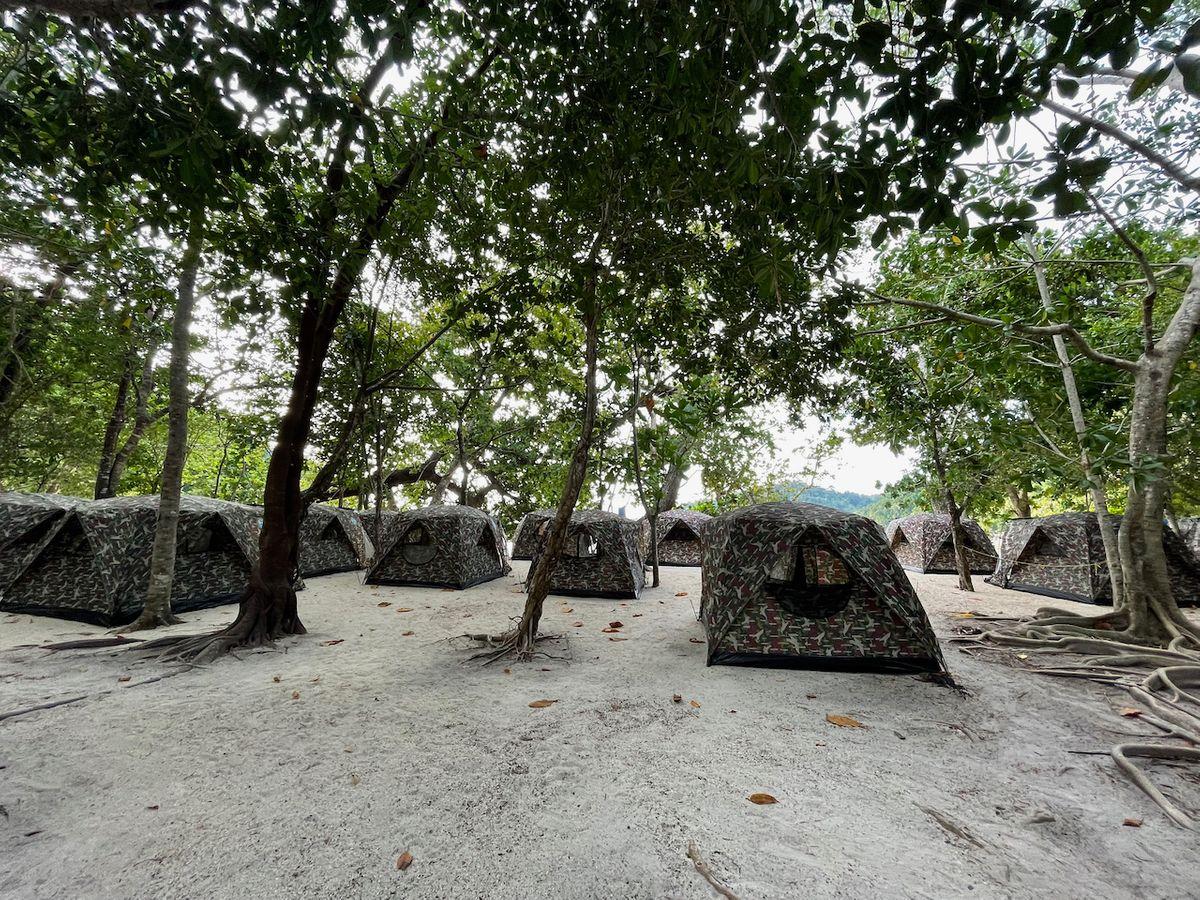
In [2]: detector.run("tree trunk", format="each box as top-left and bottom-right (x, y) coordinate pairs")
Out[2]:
(1005, 485), (1031, 518)
(1026, 236), (1125, 605)
(99, 334), (165, 499)
(927, 421), (974, 591)
(94, 353), (135, 499)
(514, 293), (601, 651)
(0, 268), (68, 409)
(128, 217), (202, 630)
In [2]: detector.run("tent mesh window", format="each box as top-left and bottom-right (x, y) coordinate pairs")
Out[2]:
(765, 538), (852, 618)
(400, 523), (437, 565)
(1026, 531), (1065, 558)
(562, 529), (600, 559)
(476, 525), (499, 561)
(181, 519), (239, 555)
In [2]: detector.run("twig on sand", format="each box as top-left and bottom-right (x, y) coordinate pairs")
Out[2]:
(40, 636), (144, 651)
(686, 841), (740, 900)
(0, 694), (90, 722)
(918, 805), (985, 849)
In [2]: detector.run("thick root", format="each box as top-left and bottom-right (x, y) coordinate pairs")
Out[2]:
(124, 610), (185, 632)
(1111, 744), (1200, 828)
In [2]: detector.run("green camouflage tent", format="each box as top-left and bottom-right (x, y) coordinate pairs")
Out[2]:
(365, 505), (509, 589)
(699, 502), (946, 673)
(357, 509), (402, 558)
(1, 494), (261, 625)
(511, 508), (554, 560)
(886, 512), (997, 574)
(299, 505), (371, 576)
(987, 512), (1200, 605)
(527, 509), (646, 599)
(640, 508), (711, 567)
(0, 492), (81, 592)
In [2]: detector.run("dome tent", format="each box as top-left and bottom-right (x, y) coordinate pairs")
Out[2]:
(528, 509), (645, 599)
(298, 505), (371, 577)
(1, 494), (261, 625)
(0, 492), (82, 593)
(641, 508), (711, 567)
(886, 512), (997, 575)
(699, 502), (946, 673)
(987, 512), (1200, 605)
(511, 508), (554, 560)
(365, 505), (509, 589)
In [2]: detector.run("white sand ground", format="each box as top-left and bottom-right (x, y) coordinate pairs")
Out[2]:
(1, 563), (1196, 900)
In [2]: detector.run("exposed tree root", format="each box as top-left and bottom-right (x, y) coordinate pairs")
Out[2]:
(460, 628), (564, 665)
(964, 609), (1200, 827)
(0, 693), (89, 722)
(40, 636), (144, 651)
(686, 841), (740, 900)
(124, 610), (184, 632)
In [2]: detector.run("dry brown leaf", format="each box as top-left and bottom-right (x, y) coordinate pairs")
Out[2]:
(503, 668), (512, 675)
(377, 602), (391, 607)
(319, 639), (344, 646)
(272, 675), (281, 683)
(632, 613), (643, 618)
(396, 607), (413, 613)
(675, 591), (688, 597)
(529, 699), (556, 709)
(688, 638), (704, 644)
(952, 611), (975, 619)
(350, 774), (361, 786)
(689, 700), (701, 709)
(117, 675), (131, 683)
(146, 804), (159, 811)
(805, 693), (817, 699)
(310, 677), (320, 684)
(601, 627), (621, 634)
(748, 793), (778, 805)
(401, 630), (415, 637)
(609, 637), (628, 642)
(608, 620), (624, 628)
(672, 694), (682, 703)
(291, 691), (301, 700)
(344, 747), (354, 753)
(561, 607), (574, 613)
(396, 851), (414, 870)
(572, 621), (584, 627)
(826, 713), (865, 728)
(1119, 707), (1142, 718)
(1123, 817), (1143, 827)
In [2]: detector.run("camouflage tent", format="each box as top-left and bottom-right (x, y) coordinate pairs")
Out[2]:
(699, 502), (946, 673)
(641, 508), (711, 567)
(886, 512), (997, 574)
(0, 492), (81, 592)
(299, 505), (371, 576)
(511, 508), (554, 560)
(357, 509), (402, 558)
(365, 504), (509, 589)
(987, 512), (1200, 605)
(528, 509), (645, 599)
(1, 494), (261, 625)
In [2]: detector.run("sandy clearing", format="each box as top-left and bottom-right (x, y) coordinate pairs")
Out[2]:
(0, 563), (1195, 900)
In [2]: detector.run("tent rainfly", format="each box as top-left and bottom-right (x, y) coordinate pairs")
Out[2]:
(699, 502), (946, 673)
(511, 508), (555, 560)
(365, 505), (509, 589)
(357, 509), (403, 557)
(885, 512), (997, 575)
(641, 509), (711, 567)
(529, 509), (645, 599)
(0, 494), (262, 625)
(298, 505), (371, 576)
(987, 512), (1200, 605)
(0, 492), (82, 593)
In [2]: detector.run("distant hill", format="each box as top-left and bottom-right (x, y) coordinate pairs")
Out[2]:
(786, 485), (880, 514)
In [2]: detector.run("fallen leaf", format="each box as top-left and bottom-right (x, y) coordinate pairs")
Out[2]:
(689, 638), (703, 644)
(826, 713), (865, 728)
(805, 694), (817, 699)
(632, 613), (643, 617)
(748, 793), (778, 805)
(401, 631), (415, 637)
(561, 607), (574, 613)
(601, 627), (621, 633)
(608, 620), (624, 628)
(503, 668), (512, 675)
(344, 747), (353, 753)
(1119, 707), (1142, 718)
(672, 694), (682, 703)
(609, 637), (628, 642)
(272, 675), (281, 683)
(396, 851), (413, 870)
(320, 639), (344, 646)
(729, 710), (737, 714)
(675, 591), (688, 597)
(117, 675), (131, 683)
(1123, 817), (1143, 827)
(529, 699), (556, 709)
(396, 607), (413, 613)
(572, 621), (583, 627)
(1016, 653), (1029, 660)
(310, 677), (320, 684)
(689, 700), (701, 709)
(952, 611), (975, 619)
(350, 774), (361, 786)
(146, 804), (159, 811)
(540, 667), (551, 671)
(291, 691), (301, 700)
(377, 602), (391, 607)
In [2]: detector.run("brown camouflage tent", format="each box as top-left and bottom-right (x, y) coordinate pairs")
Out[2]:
(511, 508), (554, 560)
(699, 502), (946, 673)
(885, 512), (997, 574)
(0, 495), (261, 625)
(640, 509), (711, 567)
(987, 512), (1200, 605)
(0, 492), (81, 592)
(528, 509), (645, 599)
(357, 509), (402, 557)
(365, 505), (509, 589)
(299, 505), (371, 576)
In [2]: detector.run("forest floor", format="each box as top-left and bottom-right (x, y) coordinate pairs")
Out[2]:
(1, 562), (1197, 899)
